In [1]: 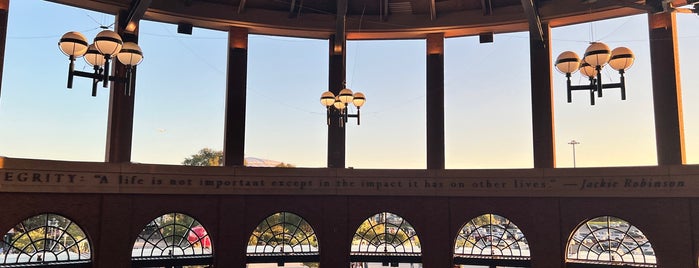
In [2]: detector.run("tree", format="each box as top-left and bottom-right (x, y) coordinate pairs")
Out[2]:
(183, 148), (297, 167)
(352, 216), (417, 249)
(275, 162), (295, 168)
(249, 212), (317, 248)
(182, 148), (224, 166)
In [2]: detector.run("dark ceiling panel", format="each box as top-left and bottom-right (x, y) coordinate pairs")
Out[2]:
(47, 0), (647, 39)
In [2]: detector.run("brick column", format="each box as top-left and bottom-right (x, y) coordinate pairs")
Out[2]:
(648, 12), (685, 165)
(530, 23), (555, 168)
(223, 27), (248, 166)
(426, 33), (445, 170)
(105, 10), (137, 163)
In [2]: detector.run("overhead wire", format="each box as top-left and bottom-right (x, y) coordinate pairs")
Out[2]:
(157, 24), (225, 75)
(348, 4), (367, 90)
(10, 2), (699, 117)
(595, 16), (633, 41)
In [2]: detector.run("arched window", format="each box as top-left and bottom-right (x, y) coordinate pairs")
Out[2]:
(131, 212), (213, 268)
(247, 212), (319, 266)
(350, 212), (421, 267)
(454, 214), (531, 267)
(0, 213), (91, 267)
(566, 216), (656, 267)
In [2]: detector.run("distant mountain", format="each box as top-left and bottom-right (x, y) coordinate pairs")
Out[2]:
(244, 157), (287, 167)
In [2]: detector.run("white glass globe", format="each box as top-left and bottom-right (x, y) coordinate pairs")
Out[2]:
(320, 91), (335, 107)
(84, 44), (106, 67)
(94, 29), (123, 56)
(333, 97), (346, 109)
(583, 42), (611, 67)
(338, 88), (354, 104)
(609, 47), (635, 71)
(555, 51), (580, 74)
(116, 42), (144, 66)
(352, 92), (366, 107)
(58, 31), (88, 57)
(579, 61), (598, 78)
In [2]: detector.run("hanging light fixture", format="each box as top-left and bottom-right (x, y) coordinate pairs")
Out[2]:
(58, 28), (143, 97)
(555, 42), (634, 105)
(320, 83), (366, 127)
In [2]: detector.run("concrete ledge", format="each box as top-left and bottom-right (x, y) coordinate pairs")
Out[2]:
(1, 157), (697, 197)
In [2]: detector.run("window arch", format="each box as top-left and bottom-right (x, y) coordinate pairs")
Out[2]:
(0, 213), (91, 267)
(454, 213), (531, 267)
(566, 215), (656, 267)
(351, 212), (421, 266)
(247, 212), (319, 265)
(131, 212), (213, 267)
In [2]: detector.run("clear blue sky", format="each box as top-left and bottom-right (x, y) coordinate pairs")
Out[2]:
(0, 0), (698, 169)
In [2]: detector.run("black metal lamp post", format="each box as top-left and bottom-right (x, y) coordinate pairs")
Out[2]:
(555, 42), (634, 105)
(58, 29), (143, 97)
(320, 84), (366, 127)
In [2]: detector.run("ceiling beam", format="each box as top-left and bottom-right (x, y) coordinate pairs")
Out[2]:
(334, 0), (347, 54)
(383, 0), (390, 21)
(123, 0), (152, 33)
(297, 0), (304, 18)
(481, 0), (492, 15)
(289, 0), (297, 17)
(520, 0), (543, 43)
(238, 0), (247, 14)
(605, 0), (655, 11)
(287, 0), (304, 18)
(429, 0), (437, 20)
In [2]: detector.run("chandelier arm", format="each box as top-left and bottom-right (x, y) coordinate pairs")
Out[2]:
(599, 82), (626, 100)
(67, 56), (75, 89)
(340, 110), (345, 128)
(125, 66), (133, 96)
(102, 55), (111, 88)
(91, 79), (99, 97)
(599, 83), (624, 89)
(569, 85), (594, 91)
(326, 108), (331, 126)
(589, 78), (596, 106)
(343, 108), (349, 124)
(620, 70), (626, 100)
(596, 66), (603, 98)
(568, 82), (596, 104)
(566, 73), (572, 103)
(106, 75), (127, 83)
(73, 70), (103, 80)
(91, 65), (101, 97)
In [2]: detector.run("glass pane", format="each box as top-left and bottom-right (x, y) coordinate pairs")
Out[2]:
(247, 212), (319, 254)
(350, 262), (422, 268)
(0, 0), (112, 161)
(132, 213), (213, 259)
(352, 212), (421, 254)
(552, 15), (656, 167)
(454, 214), (530, 261)
(247, 262), (318, 267)
(345, 40), (426, 169)
(677, 11), (699, 164)
(566, 215), (656, 266)
(245, 35), (328, 168)
(445, 32), (533, 169)
(1, 214), (91, 265)
(132, 20), (227, 165)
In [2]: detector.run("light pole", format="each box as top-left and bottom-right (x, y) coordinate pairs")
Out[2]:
(568, 140), (580, 168)
(49, 217), (59, 250)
